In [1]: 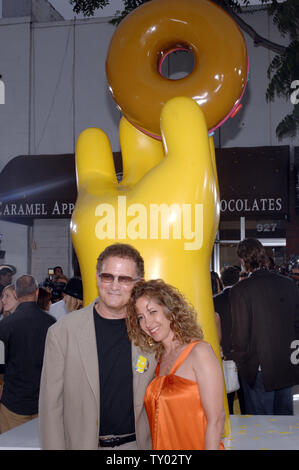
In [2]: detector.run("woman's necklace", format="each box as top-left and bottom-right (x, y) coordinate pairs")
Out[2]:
(160, 342), (186, 376)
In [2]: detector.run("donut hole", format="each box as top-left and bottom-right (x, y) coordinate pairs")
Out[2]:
(159, 48), (194, 80)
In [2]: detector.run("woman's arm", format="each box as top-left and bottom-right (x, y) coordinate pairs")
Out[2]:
(192, 341), (225, 450)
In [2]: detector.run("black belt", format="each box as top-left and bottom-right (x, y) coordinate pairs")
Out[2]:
(98, 433), (136, 448)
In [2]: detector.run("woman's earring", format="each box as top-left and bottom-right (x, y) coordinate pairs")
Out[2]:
(147, 336), (153, 347)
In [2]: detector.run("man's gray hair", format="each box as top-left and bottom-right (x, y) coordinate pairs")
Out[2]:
(16, 275), (38, 299)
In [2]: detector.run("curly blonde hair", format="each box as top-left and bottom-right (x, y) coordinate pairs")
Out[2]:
(64, 294), (83, 313)
(126, 279), (203, 360)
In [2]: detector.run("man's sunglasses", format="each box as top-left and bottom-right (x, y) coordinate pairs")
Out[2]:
(98, 273), (140, 285)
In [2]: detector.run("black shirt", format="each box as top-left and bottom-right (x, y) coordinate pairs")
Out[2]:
(0, 301), (56, 414)
(93, 308), (135, 436)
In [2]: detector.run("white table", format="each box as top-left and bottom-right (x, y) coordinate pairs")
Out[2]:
(0, 415), (299, 450)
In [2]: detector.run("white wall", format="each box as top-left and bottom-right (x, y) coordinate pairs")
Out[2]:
(0, 16), (121, 278)
(220, 8), (297, 148)
(30, 18), (121, 156)
(30, 219), (73, 283)
(0, 19), (31, 172)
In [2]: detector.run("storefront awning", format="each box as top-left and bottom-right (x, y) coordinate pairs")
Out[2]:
(0, 154), (77, 225)
(0, 152), (122, 225)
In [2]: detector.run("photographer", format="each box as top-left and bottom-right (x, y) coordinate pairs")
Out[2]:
(50, 275), (68, 303)
(41, 268), (68, 304)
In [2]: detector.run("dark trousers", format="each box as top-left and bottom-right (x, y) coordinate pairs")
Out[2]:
(240, 371), (293, 415)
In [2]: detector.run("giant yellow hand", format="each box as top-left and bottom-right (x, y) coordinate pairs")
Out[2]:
(71, 96), (230, 434)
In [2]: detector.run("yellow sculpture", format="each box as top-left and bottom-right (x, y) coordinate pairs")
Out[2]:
(71, 97), (228, 430)
(71, 0), (249, 438)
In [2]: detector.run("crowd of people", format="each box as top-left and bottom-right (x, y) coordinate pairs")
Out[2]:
(0, 265), (83, 433)
(0, 240), (298, 450)
(212, 244), (299, 417)
(0, 265), (83, 321)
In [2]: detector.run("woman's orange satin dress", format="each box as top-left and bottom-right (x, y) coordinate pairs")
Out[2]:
(144, 340), (225, 450)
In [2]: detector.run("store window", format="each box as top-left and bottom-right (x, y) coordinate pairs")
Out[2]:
(245, 218), (286, 239)
(213, 217), (286, 274)
(219, 220), (240, 241)
(212, 145), (289, 274)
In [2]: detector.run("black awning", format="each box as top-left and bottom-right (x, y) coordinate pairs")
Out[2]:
(0, 152), (122, 225)
(0, 154), (77, 224)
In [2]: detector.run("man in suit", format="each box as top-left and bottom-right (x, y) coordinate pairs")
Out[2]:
(213, 265), (244, 414)
(39, 243), (157, 450)
(0, 275), (56, 433)
(230, 238), (299, 415)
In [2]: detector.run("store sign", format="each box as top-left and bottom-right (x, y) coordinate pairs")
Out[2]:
(215, 146), (289, 218)
(220, 197), (283, 213)
(0, 201), (75, 217)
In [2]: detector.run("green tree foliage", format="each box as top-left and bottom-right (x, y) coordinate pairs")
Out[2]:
(69, 0), (299, 139)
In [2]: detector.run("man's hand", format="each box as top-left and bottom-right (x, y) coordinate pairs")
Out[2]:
(71, 96), (220, 353)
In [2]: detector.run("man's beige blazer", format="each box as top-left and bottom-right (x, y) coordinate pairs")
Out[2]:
(39, 300), (157, 450)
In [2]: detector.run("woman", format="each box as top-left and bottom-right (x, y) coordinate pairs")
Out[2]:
(0, 284), (18, 319)
(127, 279), (225, 450)
(64, 292), (83, 313)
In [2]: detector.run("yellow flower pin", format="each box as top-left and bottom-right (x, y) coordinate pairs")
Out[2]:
(135, 355), (149, 373)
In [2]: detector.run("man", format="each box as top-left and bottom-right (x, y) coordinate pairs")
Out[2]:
(213, 266), (245, 414)
(0, 275), (56, 433)
(230, 238), (299, 415)
(53, 266), (63, 277)
(39, 243), (157, 450)
(50, 273), (68, 303)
